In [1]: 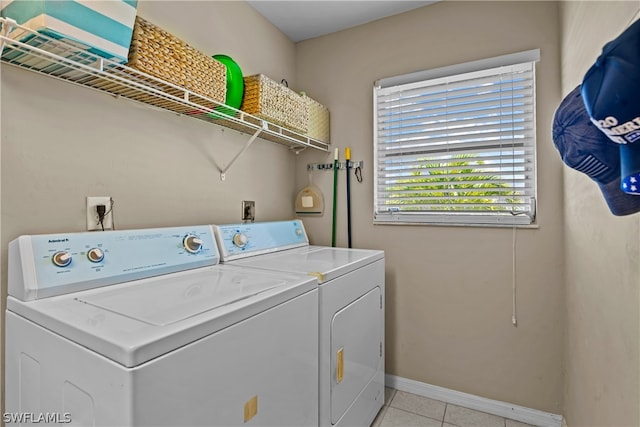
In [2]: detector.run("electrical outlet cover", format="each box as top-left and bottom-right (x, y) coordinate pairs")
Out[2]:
(87, 196), (113, 231)
(242, 201), (255, 221)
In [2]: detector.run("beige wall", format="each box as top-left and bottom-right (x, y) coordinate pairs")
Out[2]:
(559, 2), (640, 426)
(0, 0), (297, 412)
(295, 1), (565, 413)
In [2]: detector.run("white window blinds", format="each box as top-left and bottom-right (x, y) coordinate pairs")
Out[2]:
(374, 51), (538, 226)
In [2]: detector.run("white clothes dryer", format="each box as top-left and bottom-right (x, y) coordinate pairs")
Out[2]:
(214, 220), (385, 427)
(5, 225), (318, 427)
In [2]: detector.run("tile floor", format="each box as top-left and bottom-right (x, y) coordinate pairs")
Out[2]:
(371, 388), (537, 427)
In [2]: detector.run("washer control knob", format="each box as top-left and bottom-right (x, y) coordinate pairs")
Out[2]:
(183, 235), (203, 254)
(52, 251), (72, 268)
(87, 248), (104, 263)
(233, 233), (248, 248)
(295, 228), (303, 236)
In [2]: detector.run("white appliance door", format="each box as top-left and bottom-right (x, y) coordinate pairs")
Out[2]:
(227, 247), (382, 283)
(76, 269), (285, 325)
(330, 287), (382, 424)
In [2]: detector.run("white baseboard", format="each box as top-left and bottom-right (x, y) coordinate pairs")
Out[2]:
(385, 374), (564, 427)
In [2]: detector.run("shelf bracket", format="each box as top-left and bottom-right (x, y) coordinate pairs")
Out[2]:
(220, 127), (263, 181)
(0, 18), (16, 55)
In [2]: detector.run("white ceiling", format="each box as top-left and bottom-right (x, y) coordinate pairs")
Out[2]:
(246, 1), (438, 42)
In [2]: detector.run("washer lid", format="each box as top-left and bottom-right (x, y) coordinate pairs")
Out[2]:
(7, 265), (316, 367)
(226, 246), (384, 283)
(76, 269), (283, 326)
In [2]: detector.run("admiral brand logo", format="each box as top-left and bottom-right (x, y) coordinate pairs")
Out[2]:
(48, 238), (69, 243)
(591, 115), (640, 144)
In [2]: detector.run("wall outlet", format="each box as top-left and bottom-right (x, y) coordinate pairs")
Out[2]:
(242, 201), (255, 222)
(87, 196), (113, 231)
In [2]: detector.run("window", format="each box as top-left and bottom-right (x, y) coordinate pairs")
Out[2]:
(373, 50), (539, 226)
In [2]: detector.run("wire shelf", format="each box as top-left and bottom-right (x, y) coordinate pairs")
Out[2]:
(0, 17), (330, 153)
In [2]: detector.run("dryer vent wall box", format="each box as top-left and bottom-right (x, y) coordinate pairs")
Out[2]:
(5, 225), (319, 426)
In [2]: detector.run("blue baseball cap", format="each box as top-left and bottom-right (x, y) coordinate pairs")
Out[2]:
(553, 86), (640, 216)
(581, 18), (640, 195)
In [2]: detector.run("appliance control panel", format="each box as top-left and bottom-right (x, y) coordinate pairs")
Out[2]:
(8, 225), (219, 301)
(214, 220), (309, 261)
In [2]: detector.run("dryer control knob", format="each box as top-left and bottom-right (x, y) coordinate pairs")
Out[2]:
(87, 248), (104, 263)
(183, 235), (203, 254)
(233, 233), (248, 248)
(52, 251), (72, 268)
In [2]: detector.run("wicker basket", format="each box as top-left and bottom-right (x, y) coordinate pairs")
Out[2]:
(241, 74), (308, 133)
(127, 16), (226, 105)
(303, 95), (330, 143)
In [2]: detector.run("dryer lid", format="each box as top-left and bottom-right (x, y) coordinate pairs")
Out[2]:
(227, 246), (384, 283)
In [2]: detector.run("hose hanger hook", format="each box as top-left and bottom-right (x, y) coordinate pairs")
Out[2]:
(355, 166), (363, 183)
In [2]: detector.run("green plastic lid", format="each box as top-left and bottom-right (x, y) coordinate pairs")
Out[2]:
(210, 54), (244, 119)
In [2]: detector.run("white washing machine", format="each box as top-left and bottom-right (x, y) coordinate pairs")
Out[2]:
(5, 225), (318, 427)
(213, 220), (385, 427)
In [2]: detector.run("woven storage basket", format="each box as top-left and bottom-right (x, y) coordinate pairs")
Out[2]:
(303, 95), (330, 143)
(127, 16), (226, 105)
(241, 74), (308, 133)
